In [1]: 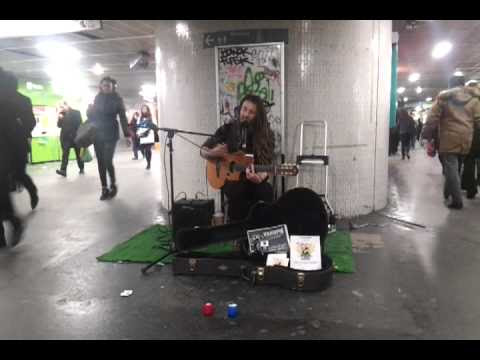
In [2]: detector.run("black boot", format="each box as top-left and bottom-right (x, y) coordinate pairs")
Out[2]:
(109, 184), (118, 199)
(0, 226), (6, 249)
(467, 190), (477, 199)
(9, 217), (23, 248)
(56, 169), (67, 177)
(30, 191), (39, 210)
(100, 187), (110, 201)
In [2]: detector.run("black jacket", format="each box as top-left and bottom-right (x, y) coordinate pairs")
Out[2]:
(0, 98), (27, 175)
(202, 120), (274, 165)
(89, 92), (129, 142)
(58, 109), (82, 142)
(13, 92), (36, 138)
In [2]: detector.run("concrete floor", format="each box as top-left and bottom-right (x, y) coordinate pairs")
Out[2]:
(1, 144), (480, 339)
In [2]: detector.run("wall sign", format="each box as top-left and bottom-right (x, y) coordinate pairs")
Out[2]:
(204, 29), (288, 49)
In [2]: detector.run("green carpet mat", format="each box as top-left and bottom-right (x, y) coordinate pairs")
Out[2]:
(96, 225), (234, 264)
(325, 230), (356, 273)
(97, 226), (355, 273)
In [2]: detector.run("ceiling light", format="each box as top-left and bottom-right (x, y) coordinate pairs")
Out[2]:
(397, 87), (406, 94)
(432, 41), (453, 59)
(36, 41), (82, 62)
(0, 20), (101, 39)
(176, 23), (189, 39)
(139, 83), (156, 100)
(416, 86), (422, 94)
(453, 70), (464, 76)
(403, 97), (409, 102)
(408, 73), (420, 82)
(90, 63), (105, 76)
(426, 97), (433, 102)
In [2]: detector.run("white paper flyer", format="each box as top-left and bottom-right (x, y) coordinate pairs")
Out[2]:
(289, 235), (322, 271)
(266, 253), (289, 267)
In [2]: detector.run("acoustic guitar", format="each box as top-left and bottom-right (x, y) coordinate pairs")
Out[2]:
(206, 151), (299, 189)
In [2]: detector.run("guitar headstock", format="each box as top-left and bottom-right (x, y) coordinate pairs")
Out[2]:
(276, 164), (299, 176)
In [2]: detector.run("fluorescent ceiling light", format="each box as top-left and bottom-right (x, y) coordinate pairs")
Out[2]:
(408, 73), (420, 82)
(36, 41), (82, 61)
(416, 86), (422, 94)
(176, 23), (189, 39)
(397, 87), (406, 94)
(90, 63), (105, 76)
(139, 83), (156, 100)
(453, 70), (464, 76)
(426, 97), (433, 102)
(403, 97), (409, 102)
(432, 41), (452, 59)
(0, 20), (101, 39)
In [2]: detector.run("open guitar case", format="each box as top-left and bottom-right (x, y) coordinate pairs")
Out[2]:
(172, 187), (334, 292)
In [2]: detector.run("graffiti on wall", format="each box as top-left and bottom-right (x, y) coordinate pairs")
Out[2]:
(217, 44), (283, 155)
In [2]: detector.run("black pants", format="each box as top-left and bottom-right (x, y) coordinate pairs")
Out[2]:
(14, 161), (37, 199)
(94, 140), (117, 188)
(60, 138), (84, 172)
(132, 137), (141, 159)
(140, 144), (153, 166)
(461, 154), (479, 196)
(400, 133), (411, 158)
(388, 128), (399, 155)
(0, 171), (18, 245)
(223, 179), (274, 222)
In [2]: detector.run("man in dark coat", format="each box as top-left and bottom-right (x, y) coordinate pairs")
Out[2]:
(461, 82), (480, 199)
(56, 102), (84, 177)
(4, 71), (39, 210)
(0, 69), (24, 248)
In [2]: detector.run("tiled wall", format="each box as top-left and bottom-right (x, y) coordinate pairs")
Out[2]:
(155, 20), (392, 217)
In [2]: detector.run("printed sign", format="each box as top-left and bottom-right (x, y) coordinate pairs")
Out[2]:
(204, 29), (288, 48)
(246, 224), (289, 255)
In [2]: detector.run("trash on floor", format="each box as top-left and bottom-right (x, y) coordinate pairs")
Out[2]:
(120, 290), (134, 297)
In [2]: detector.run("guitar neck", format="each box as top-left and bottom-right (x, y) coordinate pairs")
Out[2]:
(234, 164), (276, 173)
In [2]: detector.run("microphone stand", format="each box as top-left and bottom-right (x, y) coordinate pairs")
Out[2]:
(141, 127), (213, 275)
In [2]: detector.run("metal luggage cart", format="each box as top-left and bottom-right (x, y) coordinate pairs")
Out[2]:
(295, 121), (336, 233)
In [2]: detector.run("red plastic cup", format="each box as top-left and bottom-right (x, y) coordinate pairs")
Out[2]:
(202, 302), (215, 317)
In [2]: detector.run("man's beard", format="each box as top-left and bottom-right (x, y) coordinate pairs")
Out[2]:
(240, 118), (255, 130)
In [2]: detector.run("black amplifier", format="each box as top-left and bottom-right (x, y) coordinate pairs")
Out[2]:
(172, 198), (215, 234)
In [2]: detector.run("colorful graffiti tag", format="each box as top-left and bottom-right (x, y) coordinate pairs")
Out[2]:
(217, 44), (283, 155)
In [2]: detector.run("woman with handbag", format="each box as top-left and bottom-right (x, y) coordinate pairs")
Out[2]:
(89, 77), (131, 200)
(136, 105), (158, 170)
